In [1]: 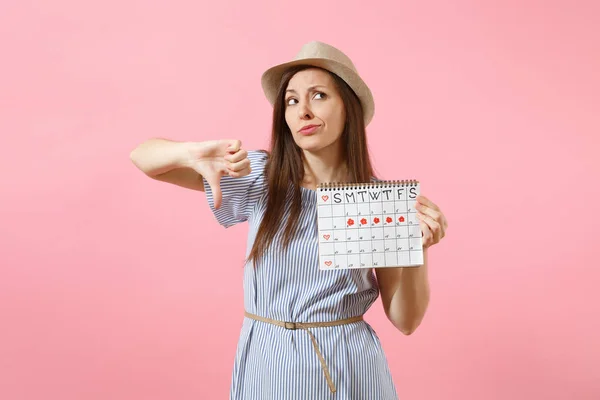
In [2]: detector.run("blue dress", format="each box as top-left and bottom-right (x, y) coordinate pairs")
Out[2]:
(203, 150), (399, 399)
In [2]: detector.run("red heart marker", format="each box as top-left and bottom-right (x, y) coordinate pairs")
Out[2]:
(325, 261), (332, 266)
(323, 234), (330, 240)
(386, 216), (393, 223)
(374, 217), (380, 224)
(360, 218), (367, 225)
(399, 216), (405, 222)
(321, 195), (329, 202)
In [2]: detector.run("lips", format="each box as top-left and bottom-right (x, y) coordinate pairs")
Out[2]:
(299, 124), (321, 134)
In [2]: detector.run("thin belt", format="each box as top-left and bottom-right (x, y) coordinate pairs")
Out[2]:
(244, 311), (364, 393)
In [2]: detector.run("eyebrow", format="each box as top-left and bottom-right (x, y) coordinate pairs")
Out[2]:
(285, 85), (328, 94)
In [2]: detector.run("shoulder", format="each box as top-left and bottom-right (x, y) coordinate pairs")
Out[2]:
(249, 149), (270, 158)
(246, 149), (270, 176)
(248, 149), (270, 164)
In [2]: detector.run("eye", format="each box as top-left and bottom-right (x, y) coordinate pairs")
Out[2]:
(314, 92), (327, 100)
(286, 98), (298, 106)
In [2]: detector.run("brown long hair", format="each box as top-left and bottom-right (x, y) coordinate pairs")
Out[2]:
(246, 65), (377, 267)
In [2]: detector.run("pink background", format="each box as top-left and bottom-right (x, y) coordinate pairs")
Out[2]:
(1, 1), (598, 399)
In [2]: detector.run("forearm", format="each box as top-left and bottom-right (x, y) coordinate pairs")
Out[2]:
(129, 138), (193, 177)
(384, 249), (431, 335)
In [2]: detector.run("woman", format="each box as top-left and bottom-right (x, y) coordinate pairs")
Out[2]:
(130, 41), (448, 399)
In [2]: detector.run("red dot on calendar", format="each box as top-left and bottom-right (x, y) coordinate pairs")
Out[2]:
(321, 195), (329, 202)
(360, 218), (367, 225)
(386, 217), (393, 223)
(399, 216), (405, 222)
(374, 217), (380, 224)
(347, 218), (355, 226)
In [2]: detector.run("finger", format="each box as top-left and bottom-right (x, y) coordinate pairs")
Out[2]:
(415, 202), (441, 221)
(419, 219), (433, 248)
(227, 166), (251, 178)
(434, 210), (448, 232)
(225, 139), (242, 153)
(417, 213), (442, 242)
(227, 157), (250, 173)
(418, 199), (448, 231)
(416, 194), (440, 211)
(224, 148), (248, 163)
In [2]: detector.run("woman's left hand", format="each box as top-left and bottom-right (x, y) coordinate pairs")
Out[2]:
(415, 195), (448, 249)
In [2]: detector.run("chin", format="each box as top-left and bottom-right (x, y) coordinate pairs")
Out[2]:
(294, 135), (336, 153)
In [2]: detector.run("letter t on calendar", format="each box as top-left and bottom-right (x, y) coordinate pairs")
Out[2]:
(317, 181), (424, 270)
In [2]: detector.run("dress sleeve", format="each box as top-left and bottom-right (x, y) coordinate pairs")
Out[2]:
(202, 150), (269, 228)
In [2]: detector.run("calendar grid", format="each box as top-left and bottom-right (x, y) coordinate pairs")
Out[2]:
(318, 181), (423, 270)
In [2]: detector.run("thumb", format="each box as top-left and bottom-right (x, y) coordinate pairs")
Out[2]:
(204, 172), (224, 209)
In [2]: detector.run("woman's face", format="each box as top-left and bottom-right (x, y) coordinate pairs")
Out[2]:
(284, 68), (346, 153)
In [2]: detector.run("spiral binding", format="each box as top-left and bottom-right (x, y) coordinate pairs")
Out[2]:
(317, 180), (419, 190)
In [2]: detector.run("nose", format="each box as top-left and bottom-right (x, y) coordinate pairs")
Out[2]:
(297, 101), (313, 120)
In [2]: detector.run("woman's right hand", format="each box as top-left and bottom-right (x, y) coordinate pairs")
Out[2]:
(186, 139), (251, 209)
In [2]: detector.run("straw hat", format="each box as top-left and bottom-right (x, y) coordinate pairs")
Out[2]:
(261, 41), (375, 126)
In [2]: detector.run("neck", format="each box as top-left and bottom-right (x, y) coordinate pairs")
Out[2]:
(301, 147), (348, 189)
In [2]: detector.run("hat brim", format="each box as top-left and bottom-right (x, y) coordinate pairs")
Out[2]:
(261, 58), (375, 126)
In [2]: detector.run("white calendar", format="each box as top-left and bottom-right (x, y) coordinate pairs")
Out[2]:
(316, 180), (424, 270)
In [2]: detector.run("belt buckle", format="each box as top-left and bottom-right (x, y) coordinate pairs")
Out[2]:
(284, 321), (297, 330)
